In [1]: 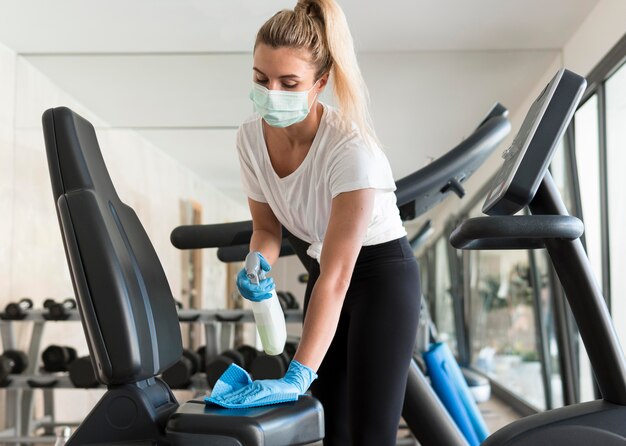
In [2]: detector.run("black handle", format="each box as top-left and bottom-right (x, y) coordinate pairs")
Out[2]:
(449, 215), (584, 250)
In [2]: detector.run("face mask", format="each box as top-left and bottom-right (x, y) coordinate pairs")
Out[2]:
(249, 80), (319, 128)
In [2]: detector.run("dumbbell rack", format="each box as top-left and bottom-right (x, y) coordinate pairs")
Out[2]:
(0, 307), (304, 445)
(177, 309), (303, 362)
(0, 309), (79, 446)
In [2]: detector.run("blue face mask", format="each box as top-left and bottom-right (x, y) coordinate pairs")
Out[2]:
(249, 80), (319, 128)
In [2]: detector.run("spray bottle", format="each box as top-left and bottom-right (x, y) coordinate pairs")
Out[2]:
(244, 252), (287, 355)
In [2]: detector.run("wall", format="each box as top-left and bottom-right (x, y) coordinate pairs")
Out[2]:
(0, 40), (249, 421)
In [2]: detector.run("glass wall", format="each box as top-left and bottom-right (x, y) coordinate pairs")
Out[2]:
(574, 95), (603, 288)
(466, 206), (546, 409)
(433, 237), (456, 352)
(550, 137), (575, 213)
(606, 62), (626, 350)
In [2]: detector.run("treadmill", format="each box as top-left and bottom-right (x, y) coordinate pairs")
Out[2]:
(450, 68), (626, 445)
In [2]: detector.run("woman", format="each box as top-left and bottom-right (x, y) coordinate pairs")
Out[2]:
(216, 1), (421, 444)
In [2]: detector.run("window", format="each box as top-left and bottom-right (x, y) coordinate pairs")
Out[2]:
(433, 237), (456, 352)
(466, 206), (545, 408)
(606, 61), (626, 350)
(574, 95), (603, 289)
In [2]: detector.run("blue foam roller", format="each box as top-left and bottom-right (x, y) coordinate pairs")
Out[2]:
(424, 344), (480, 446)
(426, 342), (489, 442)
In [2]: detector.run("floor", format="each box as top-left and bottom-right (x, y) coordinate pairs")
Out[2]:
(307, 395), (521, 445)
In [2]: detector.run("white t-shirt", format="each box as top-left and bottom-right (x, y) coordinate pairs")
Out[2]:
(237, 102), (406, 261)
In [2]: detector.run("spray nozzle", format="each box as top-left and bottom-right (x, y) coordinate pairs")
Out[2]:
(244, 252), (266, 285)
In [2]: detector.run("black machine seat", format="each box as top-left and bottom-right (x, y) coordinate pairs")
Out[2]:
(167, 397), (324, 446)
(42, 106), (323, 445)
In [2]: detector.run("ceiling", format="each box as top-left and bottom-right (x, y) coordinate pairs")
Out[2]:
(0, 0), (600, 53)
(0, 0), (601, 202)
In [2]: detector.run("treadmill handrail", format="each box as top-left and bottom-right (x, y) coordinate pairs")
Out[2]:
(395, 116), (510, 207)
(449, 215), (584, 250)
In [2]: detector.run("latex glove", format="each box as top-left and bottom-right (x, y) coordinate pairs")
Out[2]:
(208, 359), (317, 408)
(236, 252), (275, 302)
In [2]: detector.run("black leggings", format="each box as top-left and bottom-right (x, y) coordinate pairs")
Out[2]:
(303, 236), (421, 446)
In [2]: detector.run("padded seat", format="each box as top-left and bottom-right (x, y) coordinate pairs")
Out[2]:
(167, 396), (324, 446)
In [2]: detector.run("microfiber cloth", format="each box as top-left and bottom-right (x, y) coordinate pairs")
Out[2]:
(204, 363), (300, 408)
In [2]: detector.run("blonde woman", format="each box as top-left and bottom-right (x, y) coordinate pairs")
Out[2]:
(216, 1), (421, 444)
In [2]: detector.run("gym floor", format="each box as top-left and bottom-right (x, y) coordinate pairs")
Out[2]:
(306, 395), (520, 445)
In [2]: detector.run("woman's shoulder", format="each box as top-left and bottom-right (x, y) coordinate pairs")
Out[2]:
(238, 113), (261, 134)
(236, 113), (262, 149)
(322, 105), (382, 159)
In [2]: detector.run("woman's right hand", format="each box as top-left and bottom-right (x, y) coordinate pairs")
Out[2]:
(236, 252), (276, 302)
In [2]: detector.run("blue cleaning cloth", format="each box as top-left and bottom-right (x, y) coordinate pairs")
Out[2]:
(204, 364), (300, 409)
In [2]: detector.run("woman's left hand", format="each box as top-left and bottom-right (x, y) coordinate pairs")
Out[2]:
(208, 359), (317, 408)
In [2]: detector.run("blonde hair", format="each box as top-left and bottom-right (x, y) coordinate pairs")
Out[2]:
(254, 0), (380, 147)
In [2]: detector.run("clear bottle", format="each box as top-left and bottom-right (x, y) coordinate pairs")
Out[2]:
(245, 252), (287, 355)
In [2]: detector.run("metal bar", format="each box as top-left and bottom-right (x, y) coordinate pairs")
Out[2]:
(528, 249), (553, 410)
(0, 309), (304, 324)
(42, 389), (55, 436)
(0, 436), (56, 444)
(548, 264), (578, 405)
(446, 227), (470, 366)
(596, 84), (611, 308)
(0, 322), (17, 350)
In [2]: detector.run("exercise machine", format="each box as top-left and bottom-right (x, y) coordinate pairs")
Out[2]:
(451, 68), (626, 445)
(42, 107), (324, 445)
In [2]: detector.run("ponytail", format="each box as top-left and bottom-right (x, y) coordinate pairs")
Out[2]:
(255, 0), (380, 147)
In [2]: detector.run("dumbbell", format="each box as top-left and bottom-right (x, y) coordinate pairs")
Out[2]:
(42, 345), (78, 372)
(43, 298), (77, 321)
(205, 345), (260, 388)
(2, 298), (34, 320)
(0, 350), (29, 385)
(162, 349), (201, 389)
(276, 291), (300, 312)
(250, 342), (297, 380)
(68, 356), (99, 388)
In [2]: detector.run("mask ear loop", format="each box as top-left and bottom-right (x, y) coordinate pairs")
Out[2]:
(307, 79), (321, 111)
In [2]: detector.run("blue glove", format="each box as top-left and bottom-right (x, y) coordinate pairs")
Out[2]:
(205, 359), (317, 408)
(236, 252), (275, 302)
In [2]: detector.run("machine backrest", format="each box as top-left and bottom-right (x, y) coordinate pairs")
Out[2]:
(42, 107), (182, 385)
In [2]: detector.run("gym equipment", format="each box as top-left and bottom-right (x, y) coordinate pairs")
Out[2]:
(43, 298), (77, 321)
(2, 298), (34, 320)
(42, 106), (323, 445)
(450, 68), (626, 445)
(0, 350), (29, 384)
(251, 342), (297, 380)
(277, 292), (299, 311)
(162, 349), (201, 389)
(68, 356), (99, 388)
(424, 342), (488, 445)
(416, 288), (489, 444)
(205, 345), (260, 388)
(41, 345), (78, 372)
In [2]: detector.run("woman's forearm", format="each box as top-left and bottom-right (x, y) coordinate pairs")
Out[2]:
(249, 228), (282, 265)
(293, 275), (347, 371)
